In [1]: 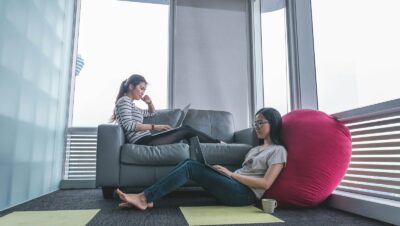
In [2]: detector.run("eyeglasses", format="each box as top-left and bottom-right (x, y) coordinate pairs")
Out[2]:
(253, 120), (269, 128)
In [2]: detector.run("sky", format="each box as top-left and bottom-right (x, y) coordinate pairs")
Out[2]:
(72, 0), (169, 126)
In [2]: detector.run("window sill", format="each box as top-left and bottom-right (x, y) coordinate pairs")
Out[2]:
(327, 190), (400, 225)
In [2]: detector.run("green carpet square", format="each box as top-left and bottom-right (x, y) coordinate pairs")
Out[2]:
(0, 209), (100, 226)
(180, 205), (284, 225)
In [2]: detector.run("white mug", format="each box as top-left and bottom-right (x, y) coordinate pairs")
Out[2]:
(261, 198), (278, 213)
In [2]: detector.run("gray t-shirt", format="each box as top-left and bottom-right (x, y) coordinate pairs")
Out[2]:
(235, 144), (287, 199)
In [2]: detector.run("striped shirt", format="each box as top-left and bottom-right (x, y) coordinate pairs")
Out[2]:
(115, 96), (156, 143)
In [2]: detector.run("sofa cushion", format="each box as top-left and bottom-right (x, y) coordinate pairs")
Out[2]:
(183, 109), (235, 142)
(120, 143), (189, 165)
(120, 165), (177, 187)
(200, 143), (253, 166)
(264, 109), (352, 207)
(143, 109), (182, 129)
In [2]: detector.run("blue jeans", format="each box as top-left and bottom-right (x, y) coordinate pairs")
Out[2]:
(143, 159), (257, 206)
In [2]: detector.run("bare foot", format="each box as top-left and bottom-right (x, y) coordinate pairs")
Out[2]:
(118, 202), (132, 209)
(116, 189), (148, 210)
(118, 202), (154, 209)
(116, 189), (128, 202)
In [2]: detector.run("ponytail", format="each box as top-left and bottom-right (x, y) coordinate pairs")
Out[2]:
(110, 80), (128, 122)
(116, 80), (129, 104)
(110, 74), (147, 122)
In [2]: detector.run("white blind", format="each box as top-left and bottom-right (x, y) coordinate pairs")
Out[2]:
(63, 127), (97, 180)
(336, 111), (400, 201)
(173, 0), (251, 130)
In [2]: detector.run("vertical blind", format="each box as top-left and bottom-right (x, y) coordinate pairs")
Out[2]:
(336, 113), (400, 201)
(64, 127), (97, 180)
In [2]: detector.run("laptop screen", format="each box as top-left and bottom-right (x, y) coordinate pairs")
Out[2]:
(175, 104), (191, 127)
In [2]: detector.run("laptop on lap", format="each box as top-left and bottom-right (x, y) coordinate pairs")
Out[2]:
(189, 136), (231, 178)
(152, 104), (191, 135)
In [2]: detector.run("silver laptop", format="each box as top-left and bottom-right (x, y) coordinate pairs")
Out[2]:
(152, 104), (191, 135)
(174, 104), (191, 128)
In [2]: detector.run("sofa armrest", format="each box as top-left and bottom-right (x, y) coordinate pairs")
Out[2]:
(96, 124), (125, 187)
(233, 128), (259, 146)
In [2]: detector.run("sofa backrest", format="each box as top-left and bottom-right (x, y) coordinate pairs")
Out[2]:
(143, 109), (183, 128)
(182, 109), (235, 143)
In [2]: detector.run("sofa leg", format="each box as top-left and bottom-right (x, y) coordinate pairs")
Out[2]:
(102, 187), (116, 199)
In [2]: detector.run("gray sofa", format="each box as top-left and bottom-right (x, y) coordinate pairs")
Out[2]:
(96, 108), (259, 198)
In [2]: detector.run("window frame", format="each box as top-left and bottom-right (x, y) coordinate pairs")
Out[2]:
(291, 1), (400, 224)
(63, 0), (173, 188)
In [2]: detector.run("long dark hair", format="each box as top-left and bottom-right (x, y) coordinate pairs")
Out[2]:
(256, 107), (283, 145)
(111, 74), (147, 122)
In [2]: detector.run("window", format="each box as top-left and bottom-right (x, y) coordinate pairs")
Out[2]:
(312, 1), (400, 221)
(312, 0), (400, 114)
(72, 0), (170, 127)
(63, 0), (169, 183)
(260, 0), (289, 115)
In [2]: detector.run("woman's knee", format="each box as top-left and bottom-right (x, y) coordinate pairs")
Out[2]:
(181, 158), (196, 165)
(181, 159), (202, 169)
(182, 125), (194, 132)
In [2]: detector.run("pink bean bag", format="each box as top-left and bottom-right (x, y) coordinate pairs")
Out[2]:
(264, 109), (352, 207)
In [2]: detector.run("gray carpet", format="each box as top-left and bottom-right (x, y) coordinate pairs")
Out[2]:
(0, 189), (391, 226)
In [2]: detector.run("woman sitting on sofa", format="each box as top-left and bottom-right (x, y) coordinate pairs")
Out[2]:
(116, 107), (287, 210)
(111, 74), (221, 145)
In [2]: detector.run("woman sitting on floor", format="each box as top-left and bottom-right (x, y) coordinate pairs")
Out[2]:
(116, 107), (287, 210)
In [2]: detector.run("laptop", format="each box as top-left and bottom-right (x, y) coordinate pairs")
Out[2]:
(189, 136), (231, 178)
(152, 104), (191, 135)
(174, 104), (191, 128)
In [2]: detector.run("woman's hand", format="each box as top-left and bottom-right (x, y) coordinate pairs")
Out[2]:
(142, 95), (155, 113)
(212, 165), (233, 177)
(154, 124), (172, 131)
(141, 95), (152, 105)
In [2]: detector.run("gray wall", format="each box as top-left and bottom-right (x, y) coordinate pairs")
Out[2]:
(0, 0), (76, 210)
(172, 0), (252, 130)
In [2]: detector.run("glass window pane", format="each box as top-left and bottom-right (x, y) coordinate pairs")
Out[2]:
(72, 0), (169, 126)
(260, 3), (289, 115)
(312, 0), (400, 114)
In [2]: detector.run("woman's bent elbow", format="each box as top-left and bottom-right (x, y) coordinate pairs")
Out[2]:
(263, 182), (272, 190)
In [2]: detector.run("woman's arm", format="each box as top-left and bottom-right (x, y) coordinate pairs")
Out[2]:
(115, 97), (139, 132)
(147, 102), (155, 113)
(142, 95), (155, 113)
(116, 97), (169, 132)
(135, 123), (171, 131)
(213, 164), (284, 190)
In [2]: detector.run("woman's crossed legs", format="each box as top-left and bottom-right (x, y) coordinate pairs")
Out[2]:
(135, 125), (221, 145)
